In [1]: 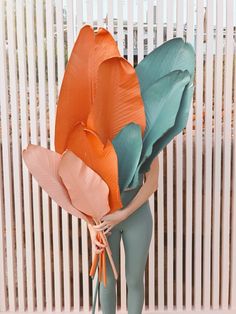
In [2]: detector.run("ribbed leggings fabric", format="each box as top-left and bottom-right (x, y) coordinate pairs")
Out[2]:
(99, 184), (153, 314)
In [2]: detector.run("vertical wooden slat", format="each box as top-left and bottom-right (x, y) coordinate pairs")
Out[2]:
(230, 25), (236, 308)
(0, 2), (16, 310)
(137, 0), (144, 63)
(175, 0), (184, 310)
(166, 0), (174, 310)
(56, 0), (65, 90)
(212, 0), (224, 309)
(45, 0), (62, 310)
(117, 0), (124, 55)
(97, 0), (103, 28)
(156, 1), (165, 310)
(107, 0), (113, 33)
(185, 0), (194, 310)
(127, 0), (134, 65)
(156, 0), (164, 46)
(16, 0), (35, 310)
(35, 0), (53, 310)
(26, 0), (45, 309)
(76, 0), (83, 31)
(147, 0), (153, 55)
(194, 0), (204, 309)
(87, 0), (93, 26)
(203, 0), (214, 309)
(0, 3), (8, 306)
(0, 145), (7, 311)
(81, 220), (90, 312)
(120, 240), (127, 312)
(7, 0), (26, 310)
(221, 0), (234, 308)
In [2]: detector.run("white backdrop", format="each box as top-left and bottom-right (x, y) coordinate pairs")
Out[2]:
(0, 0), (235, 313)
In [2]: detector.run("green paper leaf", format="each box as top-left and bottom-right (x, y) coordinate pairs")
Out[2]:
(128, 69), (190, 188)
(112, 122), (143, 192)
(127, 37), (195, 188)
(136, 37), (195, 94)
(141, 82), (194, 174)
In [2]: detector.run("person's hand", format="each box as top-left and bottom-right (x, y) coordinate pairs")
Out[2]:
(93, 210), (128, 234)
(88, 223), (107, 254)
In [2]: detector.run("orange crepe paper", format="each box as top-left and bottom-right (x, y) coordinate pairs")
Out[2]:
(54, 25), (146, 212)
(89, 230), (108, 286)
(54, 25), (120, 155)
(87, 56), (146, 144)
(89, 253), (99, 277)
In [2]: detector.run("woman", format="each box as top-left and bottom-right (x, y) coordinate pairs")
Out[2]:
(88, 155), (159, 314)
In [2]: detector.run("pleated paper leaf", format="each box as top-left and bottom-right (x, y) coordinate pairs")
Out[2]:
(58, 150), (110, 221)
(142, 70), (191, 144)
(126, 37), (195, 188)
(112, 122), (143, 192)
(55, 25), (120, 154)
(128, 69), (190, 188)
(137, 39), (195, 175)
(140, 82), (194, 174)
(136, 37), (195, 94)
(66, 122), (122, 212)
(87, 56), (146, 144)
(22, 144), (94, 225)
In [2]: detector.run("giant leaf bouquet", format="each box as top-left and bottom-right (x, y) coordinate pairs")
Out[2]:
(22, 25), (195, 297)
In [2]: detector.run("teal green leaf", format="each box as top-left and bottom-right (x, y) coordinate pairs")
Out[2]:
(136, 37), (195, 94)
(128, 69), (191, 188)
(112, 122), (142, 192)
(126, 37), (195, 188)
(140, 82), (194, 174)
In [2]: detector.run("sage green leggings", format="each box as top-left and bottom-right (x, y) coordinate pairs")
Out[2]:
(99, 184), (153, 314)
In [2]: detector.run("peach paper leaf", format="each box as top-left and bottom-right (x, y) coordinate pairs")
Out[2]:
(22, 144), (93, 224)
(58, 150), (110, 221)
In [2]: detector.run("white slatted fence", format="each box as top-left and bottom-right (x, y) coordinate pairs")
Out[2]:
(0, 0), (235, 313)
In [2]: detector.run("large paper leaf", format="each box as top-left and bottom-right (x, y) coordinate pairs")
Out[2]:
(126, 38), (195, 188)
(112, 123), (143, 192)
(136, 37), (195, 93)
(22, 144), (94, 225)
(58, 150), (110, 221)
(87, 56), (146, 144)
(66, 122), (122, 212)
(128, 69), (190, 188)
(140, 82), (194, 174)
(55, 25), (120, 154)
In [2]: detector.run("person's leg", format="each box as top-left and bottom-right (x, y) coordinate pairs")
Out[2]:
(121, 200), (153, 314)
(99, 225), (122, 314)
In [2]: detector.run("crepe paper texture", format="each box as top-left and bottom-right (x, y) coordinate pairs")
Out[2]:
(128, 37), (195, 188)
(22, 143), (118, 284)
(22, 23), (195, 312)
